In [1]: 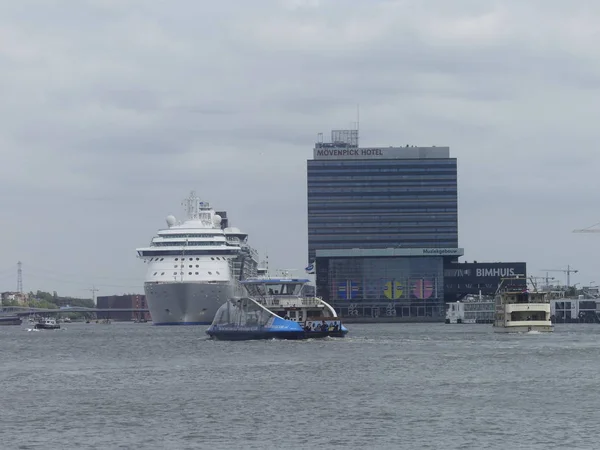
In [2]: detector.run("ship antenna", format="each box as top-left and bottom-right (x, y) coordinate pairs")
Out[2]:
(182, 191), (200, 220)
(265, 252), (269, 276)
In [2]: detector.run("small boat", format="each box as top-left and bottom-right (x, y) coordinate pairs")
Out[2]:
(493, 278), (553, 333)
(0, 315), (23, 326)
(206, 275), (348, 341)
(34, 317), (61, 330)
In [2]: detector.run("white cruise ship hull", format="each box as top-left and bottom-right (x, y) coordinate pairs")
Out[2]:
(144, 281), (238, 325)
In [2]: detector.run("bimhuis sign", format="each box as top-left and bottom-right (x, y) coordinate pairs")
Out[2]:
(444, 262), (527, 296)
(313, 146), (450, 160)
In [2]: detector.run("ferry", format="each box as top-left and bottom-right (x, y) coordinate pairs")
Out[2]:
(446, 295), (495, 324)
(493, 279), (553, 333)
(206, 274), (349, 340)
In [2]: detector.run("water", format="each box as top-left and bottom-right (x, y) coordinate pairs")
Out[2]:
(1, 322), (600, 449)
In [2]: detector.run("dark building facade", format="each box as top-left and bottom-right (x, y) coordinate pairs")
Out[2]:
(308, 130), (460, 321)
(96, 294), (150, 322)
(444, 262), (527, 301)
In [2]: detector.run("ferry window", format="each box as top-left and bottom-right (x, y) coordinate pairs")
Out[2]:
(174, 265), (178, 268)
(180, 271), (183, 275)
(160, 258), (164, 261)
(211, 257), (215, 260)
(189, 265), (192, 268)
(196, 258), (199, 260)
(161, 272), (164, 275)
(175, 258), (178, 261)
(196, 265), (199, 268)
(195, 272), (199, 275)
(189, 272), (192, 275)
(189, 258), (193, 261)
(173, 272), (177, 275)
(216, 271), (220, 275)
(208, 271), (212, 275)
(153, 272), (157, 276)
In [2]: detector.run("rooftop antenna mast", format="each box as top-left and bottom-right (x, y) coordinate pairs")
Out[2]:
(356, 103), (360, 147)
(17, 261), (23, 293)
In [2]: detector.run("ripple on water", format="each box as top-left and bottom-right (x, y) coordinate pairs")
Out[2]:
(1, 322), (599, 449)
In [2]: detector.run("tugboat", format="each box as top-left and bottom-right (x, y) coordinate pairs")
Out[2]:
(34, 317), (61, 330)
(206, 274), (348, 341)
(493, 278), (553, 333)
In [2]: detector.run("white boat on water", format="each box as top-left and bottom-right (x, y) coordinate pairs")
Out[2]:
(34, 318), (60, 330)
(446, 295), (495, 324)
(136, 191), (259, 325)
(493, 279), (553, 333)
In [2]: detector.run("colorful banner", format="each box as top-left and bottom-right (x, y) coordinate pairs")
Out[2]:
(337, 280), (360, 300)
(383, 280), (403, 300)
(412, 278), (434, 299)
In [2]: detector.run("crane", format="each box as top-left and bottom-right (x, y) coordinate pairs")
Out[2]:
(531, 274), (556, 288)
(573, 222), (600, 233)
(540, 266), (578, 288)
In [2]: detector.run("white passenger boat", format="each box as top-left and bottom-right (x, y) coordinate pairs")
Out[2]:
(493, 279), (553, 333)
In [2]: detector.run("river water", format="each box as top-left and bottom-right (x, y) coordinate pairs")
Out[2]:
(1, 322), (599, 449)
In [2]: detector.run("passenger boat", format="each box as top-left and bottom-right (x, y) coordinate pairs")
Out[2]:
(206, 275), (349, 340)
(493, 278), (553, 333)
(34, 317), (61, 330)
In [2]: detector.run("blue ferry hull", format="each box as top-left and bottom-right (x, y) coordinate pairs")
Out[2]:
(206, 324), (349, 341)
(206, 330), (307, 340)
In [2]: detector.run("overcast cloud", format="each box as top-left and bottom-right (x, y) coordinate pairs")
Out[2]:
(1, 0), (599, 297)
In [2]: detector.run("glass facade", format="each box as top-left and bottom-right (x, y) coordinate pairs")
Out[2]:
(307, 138), (458, 320)
(316, 256), (445, 320)
(307, 158), (458, 262)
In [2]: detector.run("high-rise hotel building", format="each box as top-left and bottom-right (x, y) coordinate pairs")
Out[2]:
(307, 129), (461, 320)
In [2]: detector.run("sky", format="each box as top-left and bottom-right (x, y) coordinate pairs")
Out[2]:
(1, 0), (599, 298)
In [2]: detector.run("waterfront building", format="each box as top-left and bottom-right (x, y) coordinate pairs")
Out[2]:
(307, 129), (460, 321)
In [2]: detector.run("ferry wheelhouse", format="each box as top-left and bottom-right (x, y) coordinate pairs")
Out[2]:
(206, 276), (349, 340)
(493, 279), (553, 333)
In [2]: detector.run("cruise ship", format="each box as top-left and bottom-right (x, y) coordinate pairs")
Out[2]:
(136, 191), (259, 325)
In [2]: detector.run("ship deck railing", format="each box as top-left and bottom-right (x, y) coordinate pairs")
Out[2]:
(256, 296), (324, 308)
(498, 320), (551, 327)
